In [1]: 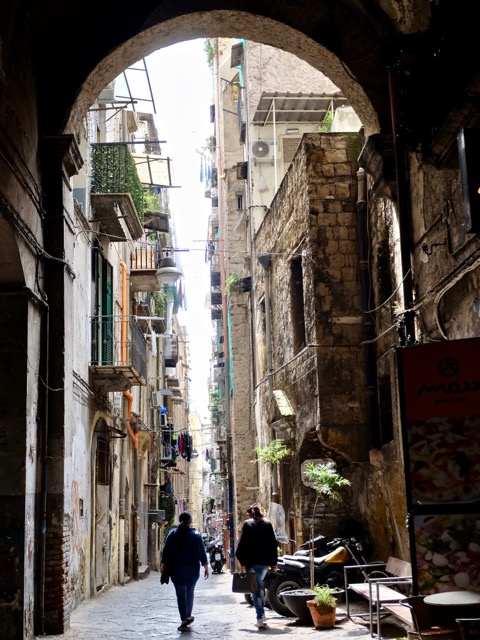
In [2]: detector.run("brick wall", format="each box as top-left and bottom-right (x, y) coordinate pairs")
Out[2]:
(44, 519), (71, 634)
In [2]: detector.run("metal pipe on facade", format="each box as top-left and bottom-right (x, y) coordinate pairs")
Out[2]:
(387, 65), (416, 344)
(356, 168), (379, 447)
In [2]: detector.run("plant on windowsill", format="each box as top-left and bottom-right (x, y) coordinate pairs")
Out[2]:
(224, 272), (240, 295)
(252, 439), (292, 466)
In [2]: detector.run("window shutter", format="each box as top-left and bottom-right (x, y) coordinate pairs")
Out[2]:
(101, 259), (114, 365)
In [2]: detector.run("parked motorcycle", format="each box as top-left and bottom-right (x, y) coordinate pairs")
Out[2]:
(210, 545), (225, 574)
(264, 536), (369, 617)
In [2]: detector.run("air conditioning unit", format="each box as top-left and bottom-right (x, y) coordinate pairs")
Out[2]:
(160, 413), (167, 427)
(251, 140), (276, 162)
(151, 391), (162, 407)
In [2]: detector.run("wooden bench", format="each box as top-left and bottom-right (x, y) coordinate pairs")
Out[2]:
(344, 556), (413, 637)
(382, 602), (414, 627)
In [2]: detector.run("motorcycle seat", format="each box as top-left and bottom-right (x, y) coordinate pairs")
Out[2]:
(282, 553), (337, 566)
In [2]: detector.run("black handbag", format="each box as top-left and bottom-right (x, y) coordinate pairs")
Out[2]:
(232, 571), (259, 593)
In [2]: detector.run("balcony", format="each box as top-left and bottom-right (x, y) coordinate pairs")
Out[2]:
(130, 241), (162, 292)
(215, 426), (227, 444)
(164, 335), (179, 368)
(89, 315), (147, 392)
(90, 143), (144, 241)
(159, 429), (177, 464)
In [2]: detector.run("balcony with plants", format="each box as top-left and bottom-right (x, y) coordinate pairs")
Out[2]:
(90, 142), (144, 242)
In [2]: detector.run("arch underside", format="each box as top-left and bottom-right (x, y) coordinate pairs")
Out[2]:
(25, 0), (480, 168)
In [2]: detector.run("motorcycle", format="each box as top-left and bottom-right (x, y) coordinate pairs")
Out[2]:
(210, 545), (225, 574)
(264, 536), (369, 617)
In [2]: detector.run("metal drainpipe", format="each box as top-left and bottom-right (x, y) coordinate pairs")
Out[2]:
(387, 66), (416, 344)
(119, 261), (139, 578)
(257, 253), (279, 501)
(123, 389), (139, 579)
(356, 169), (379, 446)
(38, 294), (50, 636)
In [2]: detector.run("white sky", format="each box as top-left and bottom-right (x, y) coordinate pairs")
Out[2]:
(146, 40), (215, 420)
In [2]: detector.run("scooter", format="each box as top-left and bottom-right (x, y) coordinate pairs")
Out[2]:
(210, 545), (225, 574)
(264, 536), (369, 617)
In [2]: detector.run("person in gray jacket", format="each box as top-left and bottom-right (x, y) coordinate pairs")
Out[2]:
(235, 504), (278, 629)
(161, 511), (210, 631)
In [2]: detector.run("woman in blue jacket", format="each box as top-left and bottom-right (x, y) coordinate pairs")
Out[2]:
(161, 511), (210, 631)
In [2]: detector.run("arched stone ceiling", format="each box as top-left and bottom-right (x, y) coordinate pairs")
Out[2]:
(29, 0), (480, 164)
(32, 0), (398, 139)
(67, 12), (381, 138)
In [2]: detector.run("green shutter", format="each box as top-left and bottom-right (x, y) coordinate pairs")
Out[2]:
(91, 245), (100, 364)
(102, 259), (114, 365)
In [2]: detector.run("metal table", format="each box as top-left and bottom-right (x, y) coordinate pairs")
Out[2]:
(424, 591), (480, 628)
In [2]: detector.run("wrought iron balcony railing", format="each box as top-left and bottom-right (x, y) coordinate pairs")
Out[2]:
(89, 315), (147, 391)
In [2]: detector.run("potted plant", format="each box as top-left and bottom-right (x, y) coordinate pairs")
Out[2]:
(306, 584), (338, 628)
(278, 461), (350, 622)
(304, 461), (350, 589)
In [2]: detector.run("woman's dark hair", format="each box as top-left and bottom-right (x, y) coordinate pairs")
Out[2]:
(177, 511), (192, 549)
(179, 511), (192, 525)
(247, 503), (263, 519)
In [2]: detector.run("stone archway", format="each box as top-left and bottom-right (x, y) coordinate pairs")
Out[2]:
(66, 11), (380, 138)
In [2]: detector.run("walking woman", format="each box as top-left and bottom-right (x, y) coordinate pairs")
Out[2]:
(161, 511), (210, 631)
(235, 504), (278, 629)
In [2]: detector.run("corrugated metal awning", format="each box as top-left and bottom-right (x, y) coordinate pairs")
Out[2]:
(252, 92), (349, 126)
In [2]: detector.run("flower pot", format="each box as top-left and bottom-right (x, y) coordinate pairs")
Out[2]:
(307, 600), (336, 629)
(281, 589), (315, 622)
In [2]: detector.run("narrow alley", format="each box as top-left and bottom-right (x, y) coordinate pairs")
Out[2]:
(35, 571), (408, 640)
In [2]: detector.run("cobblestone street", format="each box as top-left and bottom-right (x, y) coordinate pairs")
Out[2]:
(35, 571), (409, 640)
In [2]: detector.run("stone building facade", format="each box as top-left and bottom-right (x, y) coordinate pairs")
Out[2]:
(3, 2), (480, 638)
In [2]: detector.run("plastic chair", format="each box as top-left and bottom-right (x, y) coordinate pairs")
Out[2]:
(400, 596), (461, 640)
(456, 619), (480, 640)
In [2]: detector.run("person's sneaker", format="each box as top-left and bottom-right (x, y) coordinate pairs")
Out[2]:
(256, 619), (267, 628)
(186, 617), (194, 625)
(262, 615), (267, 623)
(178, 621), (189, 631)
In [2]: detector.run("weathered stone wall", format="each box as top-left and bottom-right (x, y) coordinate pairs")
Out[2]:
(253, 133), (371, 544)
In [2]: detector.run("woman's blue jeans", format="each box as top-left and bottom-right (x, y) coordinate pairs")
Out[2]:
(249, 565), (269, 620)
(173, 582), (196, 621)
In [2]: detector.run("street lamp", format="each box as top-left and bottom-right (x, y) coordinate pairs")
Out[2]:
(157, 251), (182, 285)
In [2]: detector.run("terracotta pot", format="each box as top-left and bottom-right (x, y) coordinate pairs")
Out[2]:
(306, 600), (336, 629)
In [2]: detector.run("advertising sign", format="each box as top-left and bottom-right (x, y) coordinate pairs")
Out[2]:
(398, 338), (480, 594)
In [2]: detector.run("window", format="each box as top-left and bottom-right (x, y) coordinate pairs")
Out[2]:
(96, 439), (111, 485)
(290, 257), (306, 353)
